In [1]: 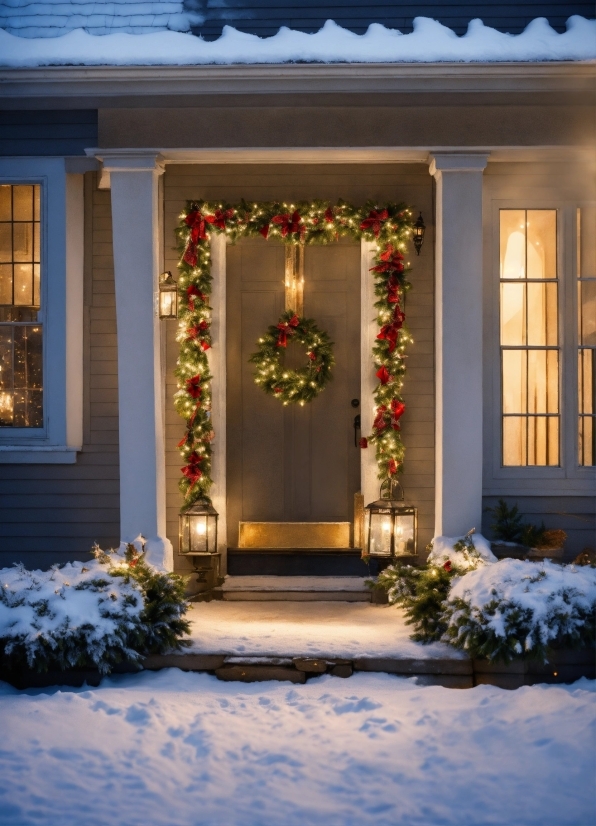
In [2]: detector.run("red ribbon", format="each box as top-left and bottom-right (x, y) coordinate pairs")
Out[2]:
(390, 399), (406, 430)
(185, 375), (202, 399)
(324, 207), (335, 223)
(183, 210), (208, 266)
(187, 284), (206, 311)
(276, 314), (300, 347)
(360, 209), (389, 238)
(377, 306), (405, 353)
(205, 208), (234, 231)
(181, 451), (203, 489)
(376, 365), (391, 385)
(359, 437), (368, 449)
(388, 458), (398, 475)
(371, 244), (404, 274)
(373, 405), (388, 432)
(259, 224), (270, 239)
(272, 210), (304, 239)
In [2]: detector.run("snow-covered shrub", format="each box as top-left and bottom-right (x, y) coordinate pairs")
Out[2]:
(443, 559), (596, 663)
(373, 531), (495, 643)
(0, 543), (191, 675)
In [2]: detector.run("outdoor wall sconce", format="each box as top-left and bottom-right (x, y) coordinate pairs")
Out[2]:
(365, 479), (418, 558)
(158, 271), (178, 319)
(413, 213), (426, 256)
(179, 500), (219, 555)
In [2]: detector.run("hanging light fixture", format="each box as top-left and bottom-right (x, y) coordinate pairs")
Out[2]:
(365, 479), (417, 558)
(159, 271), (178, 319)
(413, 213), (426, 256)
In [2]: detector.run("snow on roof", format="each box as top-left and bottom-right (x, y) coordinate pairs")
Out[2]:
(0, 0), (203, 38)
(0, 16), (594, 68)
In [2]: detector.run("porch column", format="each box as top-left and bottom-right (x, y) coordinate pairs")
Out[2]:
(429, 153), (489, 538)
(103, 154), (173, 570)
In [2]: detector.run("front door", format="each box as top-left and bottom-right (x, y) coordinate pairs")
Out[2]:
(226, 237), (361, 547)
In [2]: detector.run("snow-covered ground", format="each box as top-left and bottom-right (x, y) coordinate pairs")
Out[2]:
(184, 601), (466, 659)
(0, 670), (594, 826)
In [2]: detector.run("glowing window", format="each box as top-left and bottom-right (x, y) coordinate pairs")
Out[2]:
(499, 210), (559, 466)
(577, 206), (596, 466)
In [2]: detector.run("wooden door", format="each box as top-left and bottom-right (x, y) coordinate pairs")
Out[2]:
(226, 237), (361, 547)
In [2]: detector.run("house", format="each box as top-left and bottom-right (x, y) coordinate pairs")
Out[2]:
(0, 1), (594, 592)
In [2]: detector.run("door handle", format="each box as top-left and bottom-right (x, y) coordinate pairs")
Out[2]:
(353, 414), (361, 446)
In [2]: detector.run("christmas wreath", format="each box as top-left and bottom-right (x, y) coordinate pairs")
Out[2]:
(249, 311), (335, 405)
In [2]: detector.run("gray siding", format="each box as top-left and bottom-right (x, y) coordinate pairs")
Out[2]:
(0, 173), (120, 570)
(0, 111), (98, 157)
(189, 0), (595, 39)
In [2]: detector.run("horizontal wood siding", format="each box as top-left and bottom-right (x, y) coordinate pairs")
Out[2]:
(0, 173), (120, 570)
(192, 0), (594, 39)
(482, 496), (595, 561)
(163, 163), (434, 567)
(0, 110), (98, 157)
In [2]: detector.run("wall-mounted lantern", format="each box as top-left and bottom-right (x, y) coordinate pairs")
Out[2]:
(365, 479), (417, 558)
(159, 271), (178, 319)
(179, 499), (219, 555)
(413, 213), (426, 256)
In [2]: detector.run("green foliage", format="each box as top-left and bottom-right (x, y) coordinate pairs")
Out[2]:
(175, 199), (417, 506)
(486, 499), (525, 542)
(248, 311), (335, 405)
(520, 522), (547, 549)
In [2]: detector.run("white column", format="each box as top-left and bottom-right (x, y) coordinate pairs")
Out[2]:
(429, 153), (489, 538)
(103, 154), (173, 570)
(360, 239), (378, 508)
(209, 234), (227, 571)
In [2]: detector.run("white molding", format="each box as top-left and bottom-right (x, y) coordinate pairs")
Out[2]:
(209, 234), (227, 572)
(0, 446), (78, 463)
(360, 239), (378, 510)
(1, 62), (593, 98)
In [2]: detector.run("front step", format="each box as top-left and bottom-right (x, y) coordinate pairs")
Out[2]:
(219, 575), (371, 602)
(228, 548), (386, 577)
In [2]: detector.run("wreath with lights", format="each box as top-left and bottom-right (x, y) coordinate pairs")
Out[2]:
(175, 199), (417, 508)
(249, 311), (335, 405)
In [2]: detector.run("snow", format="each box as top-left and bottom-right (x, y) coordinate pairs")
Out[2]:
(184, 600), (466, 659)
(222, 575), (368, 592)
(0, 669), (594, 826)
(0, 560), (145, 670)
(447, 558), (596, 649)
(427, 532), (498, 570)
(0, 16), (594, 68)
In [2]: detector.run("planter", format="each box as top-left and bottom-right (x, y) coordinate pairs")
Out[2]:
(490, 542), (565, 562)
(527, 546), (565, 561)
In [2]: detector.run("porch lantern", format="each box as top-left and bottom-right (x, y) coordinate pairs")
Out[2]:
(159, 271), (178, 319)
(365, 479), (417, 558)
(413, 213), (426, 256)
(179, 499), (218, 555)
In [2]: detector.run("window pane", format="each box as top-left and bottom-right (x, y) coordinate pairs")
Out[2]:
(527, 350), (559, 414)
(579, 349), (594, 416)
(0, 264), (11, 304)
(12, 186), (33, 222)
(13, 264), (33, 306)
(33, 264), (40, 308)
(503, 417), (526, 466)
(500, 210), (526, 279)
(579, 416), (595, 466)
(500, 283), (525, 345)
(502, 350), (526, 413)
(13, 223), (33, 262)
(578, 205), (596, 277)
(0, 224), (11, 262)
(527, 210), (557, 279)
(0, 186), (11, 222)
(33, 185), (40, 222)
(526, 282), (558, 346)
(578, 280), (596, 346)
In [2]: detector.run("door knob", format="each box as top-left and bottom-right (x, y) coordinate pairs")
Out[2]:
(351, 398), (360, 408)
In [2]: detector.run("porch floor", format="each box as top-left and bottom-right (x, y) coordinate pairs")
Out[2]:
(184, 600), (465, 661)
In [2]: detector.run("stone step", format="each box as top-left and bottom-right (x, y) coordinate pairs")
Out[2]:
(218, 575), (372, 602)
(227, 548), (392, 577)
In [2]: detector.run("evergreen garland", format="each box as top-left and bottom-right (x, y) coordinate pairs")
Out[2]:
(175, 199), (416, 508)
(248, 310), (335, 405)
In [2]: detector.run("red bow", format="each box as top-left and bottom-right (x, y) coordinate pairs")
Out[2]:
(377, 307), (405, 353)
(376, 365), (391, 385)
(371, 244), (404, 274)
(360, 209), (389, 238)
(183, 210), (208, 266)
(272, 211), (304, 238)
(259, 224), (270, 239)
(359, 437), (368, 449)
(181, 451), (203, 489)
(205, 208), (234, 231)
(324, 207), (335, 223)
(187, 284), (206, 311)
(373, 405), (388, 432)
(185, 375), (202, 399)
(386, 276), (401, 305)
(276, 314), (300, 347)
(388, 458), (399, 475)
(186, 320), (210, 341)
(390, 399), (406, 430)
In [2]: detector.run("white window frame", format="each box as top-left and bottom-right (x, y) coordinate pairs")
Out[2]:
(484, 197), (596, 495)
(0, 158), (83, 463)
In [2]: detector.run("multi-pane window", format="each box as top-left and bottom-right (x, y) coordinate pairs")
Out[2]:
(499, 210), (559, 466)
(0, 184), (43, 428)
(578, 207), (596, 466)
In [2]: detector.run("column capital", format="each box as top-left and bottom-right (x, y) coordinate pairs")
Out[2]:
(429, 152), (490, 176)
(90, 152), (165, 189)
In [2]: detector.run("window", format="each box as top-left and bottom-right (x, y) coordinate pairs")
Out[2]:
(0, 185), (43, 428)
(499, 209), (559, 466)
(578, 206), (596, 466)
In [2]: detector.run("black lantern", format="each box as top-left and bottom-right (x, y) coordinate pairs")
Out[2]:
(413, 213), (426, 256)
(179, 500), (218, 555)
(365, 479), (417, 558)
(159, 271), (178, 319)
